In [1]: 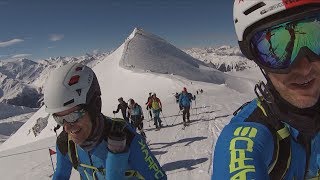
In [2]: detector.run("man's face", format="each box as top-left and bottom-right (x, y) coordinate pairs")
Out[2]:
(55, 106), (92, 145)
(268, 57), (320, 108)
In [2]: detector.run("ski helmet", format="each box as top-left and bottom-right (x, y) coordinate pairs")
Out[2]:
(118, 97), (123, 101)
(44, 63), (101, 117)
(234, 0), (320, 60)
(183, 87), (187, 92)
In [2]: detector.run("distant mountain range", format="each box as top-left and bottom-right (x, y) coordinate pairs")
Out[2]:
(0, 53), (109, 110)
(0, 28), (255, 115)
(184, 45), (257, 72)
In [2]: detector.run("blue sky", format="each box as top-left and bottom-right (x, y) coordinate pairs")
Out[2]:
(0, 0), (235, 60)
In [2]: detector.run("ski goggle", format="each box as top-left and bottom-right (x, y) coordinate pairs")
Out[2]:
(250, 12), (320, 73)
(52, 109), (86, 126)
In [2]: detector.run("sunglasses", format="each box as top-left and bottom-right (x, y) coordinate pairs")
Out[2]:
(249, 12), (320, 73)
(52, 109), (86, 126)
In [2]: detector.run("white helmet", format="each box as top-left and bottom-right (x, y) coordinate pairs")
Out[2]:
(44, 63), (101, 114)
(128, 98), (135, 109)
(234, 0), (320, 59)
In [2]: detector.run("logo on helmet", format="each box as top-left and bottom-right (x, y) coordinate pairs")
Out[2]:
(260, 2), (284, 15)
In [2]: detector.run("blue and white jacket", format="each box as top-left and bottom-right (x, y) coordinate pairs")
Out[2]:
(212, 99), (320, 180)
(53, 119), (166, 180)
(179, 93), (192, 108)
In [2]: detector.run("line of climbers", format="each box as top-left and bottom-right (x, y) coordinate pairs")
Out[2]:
(113, 93), (163, 139)
(113, 87), (198, 139)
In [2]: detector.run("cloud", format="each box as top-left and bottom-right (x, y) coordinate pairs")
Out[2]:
(0, 39), (24, 47)
(11, 54), (32, 58)
(49, 34), (64, 41)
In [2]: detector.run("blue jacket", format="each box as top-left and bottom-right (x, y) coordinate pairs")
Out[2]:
(53, 122), (166, 180)
(179, 92), (192, 108)
(129, 103), (143, 116)
(212, 99), (320, 180)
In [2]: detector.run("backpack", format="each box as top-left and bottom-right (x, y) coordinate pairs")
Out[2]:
(151, 98), (161, 110)
(56, 117), (145, 179)
(234, 98), (311, 179)
(187, 93), (193, 101)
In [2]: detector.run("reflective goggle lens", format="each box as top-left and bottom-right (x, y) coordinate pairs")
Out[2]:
(52, 109), (86, 125)
(250, 13), (320, 71)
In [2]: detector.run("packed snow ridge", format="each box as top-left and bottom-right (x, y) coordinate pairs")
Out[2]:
(120, 28), (226, 84)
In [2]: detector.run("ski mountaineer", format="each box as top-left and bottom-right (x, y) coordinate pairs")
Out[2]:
(178, 87), (194, 126)
(44, 63), (166, 180)
(145, 92), (153, 120)
(113, 97), (129, 122)
(147, 93), (163, 129)
(127, 99), (147, 139)
(212, 1), (320, 179)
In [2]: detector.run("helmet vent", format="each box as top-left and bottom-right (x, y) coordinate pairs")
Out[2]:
(63, 99), (74, 106)
(75, 66), (83, 71)
(244, 2), (266, 15)
(76, 89), (82, 96)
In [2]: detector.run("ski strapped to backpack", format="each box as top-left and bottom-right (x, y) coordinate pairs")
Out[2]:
(56, 116), (145, 179)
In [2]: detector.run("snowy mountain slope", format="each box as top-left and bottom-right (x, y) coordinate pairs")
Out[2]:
(0, 103), (36, 120)
(0, 112), (34, 145)
(120, 28), (226, 84)
(0, 28), (260, 151)
(0, 28), (264, 179)
(184, 46), (257, 72)
(0, 53), (109, 111)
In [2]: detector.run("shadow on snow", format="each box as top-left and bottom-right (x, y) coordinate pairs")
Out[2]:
(149, 136), (207, 150)
(162, 157), (208, 172)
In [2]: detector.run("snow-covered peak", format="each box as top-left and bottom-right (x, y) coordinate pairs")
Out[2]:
(121, 28), (226, 84)
(127, 27), (165, 43)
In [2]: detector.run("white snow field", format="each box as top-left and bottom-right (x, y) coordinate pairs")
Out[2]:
(0, 28), (264, 179)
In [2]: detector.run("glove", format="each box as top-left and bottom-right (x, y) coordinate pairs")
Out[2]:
(159, 108), (162, 112)
(179, 106), (183, 110)
(107, 120), (127, 153)
(113, 111), (116, 114)
(146, 106), (149, 110)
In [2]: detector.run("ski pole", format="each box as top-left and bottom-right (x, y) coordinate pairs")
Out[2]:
(171, 110), (181, 125)
(195, 99), (197, 115)
(147, 109), (151, 127)
(160, 111), (168, 126)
